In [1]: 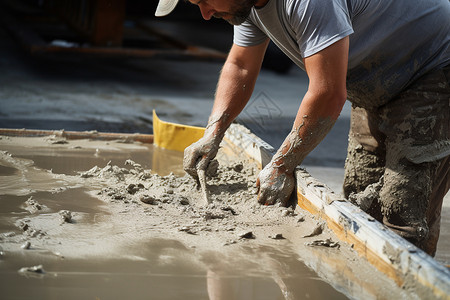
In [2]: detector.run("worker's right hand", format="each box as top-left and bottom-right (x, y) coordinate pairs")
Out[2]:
(183, 133), (222, 182)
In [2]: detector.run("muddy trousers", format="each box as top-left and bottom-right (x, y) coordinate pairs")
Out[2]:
(343, 66), (450, 256)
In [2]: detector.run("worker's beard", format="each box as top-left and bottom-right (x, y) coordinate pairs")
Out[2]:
(214, 0), (257, 26)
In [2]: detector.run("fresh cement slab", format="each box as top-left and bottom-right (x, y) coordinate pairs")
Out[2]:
(0, 135), (414, 299)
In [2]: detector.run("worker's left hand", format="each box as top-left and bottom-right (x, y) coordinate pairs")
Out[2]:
(256, 162), (295, 207)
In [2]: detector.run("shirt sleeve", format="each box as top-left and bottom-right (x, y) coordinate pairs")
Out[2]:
(233, 19), (268, 47)
(291, 0), (353, 58)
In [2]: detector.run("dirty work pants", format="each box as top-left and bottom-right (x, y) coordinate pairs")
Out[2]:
(343, 65), (450, 256)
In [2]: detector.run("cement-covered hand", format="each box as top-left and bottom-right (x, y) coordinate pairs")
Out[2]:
(256, 162), (295, 207)
(184, 113), (230, 181)
(183, 133), (222, 181)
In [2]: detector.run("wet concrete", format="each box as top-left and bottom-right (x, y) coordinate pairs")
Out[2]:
(0, 243), (348, 300)
(0, 136), (419, 299)
(0, 165), (17, 176)
(0, 137), (353, 300)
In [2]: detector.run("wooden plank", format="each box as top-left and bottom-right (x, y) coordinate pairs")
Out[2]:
(0, 128), (153, 144)
(37, 44), (227, 60)
(299, 191), (405, 285)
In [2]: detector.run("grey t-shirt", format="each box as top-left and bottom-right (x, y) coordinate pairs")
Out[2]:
(234, 0), (450, 108)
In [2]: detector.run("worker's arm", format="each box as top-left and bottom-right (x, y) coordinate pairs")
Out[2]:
(258, 36), (349, 206)
(207, 39), (270, 136)
(184, 39), (270, 178)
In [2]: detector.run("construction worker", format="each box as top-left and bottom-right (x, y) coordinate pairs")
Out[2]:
(155, 0), (450, 256)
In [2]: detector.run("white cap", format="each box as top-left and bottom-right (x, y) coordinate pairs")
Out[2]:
(155, 0), (179, 17)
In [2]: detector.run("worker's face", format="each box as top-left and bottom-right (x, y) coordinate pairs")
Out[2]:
(188, 0), (257, 25)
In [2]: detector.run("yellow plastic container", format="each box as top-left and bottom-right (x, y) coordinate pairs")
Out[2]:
(153, 110), (205, 152)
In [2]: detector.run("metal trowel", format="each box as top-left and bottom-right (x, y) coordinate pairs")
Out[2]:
(197, 168), (210, 205)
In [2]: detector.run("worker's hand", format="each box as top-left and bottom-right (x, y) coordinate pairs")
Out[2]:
(184, 113), (230, 182)
(256, 162), (295, 207)
(183, 133), (222, 182)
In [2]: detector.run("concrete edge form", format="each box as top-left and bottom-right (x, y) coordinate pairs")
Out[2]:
(296, 169), (450, 299)
(224, 123), (276, 169)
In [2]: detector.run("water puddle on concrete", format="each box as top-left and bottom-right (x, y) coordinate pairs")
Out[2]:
(0, 138), (184, 177)
(0, 165), (18, 176)
(0, 136), (410, 299)
(0, 240), (348, 300)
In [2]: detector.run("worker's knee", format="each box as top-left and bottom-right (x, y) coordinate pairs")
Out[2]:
(379, 158), (445, 255)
